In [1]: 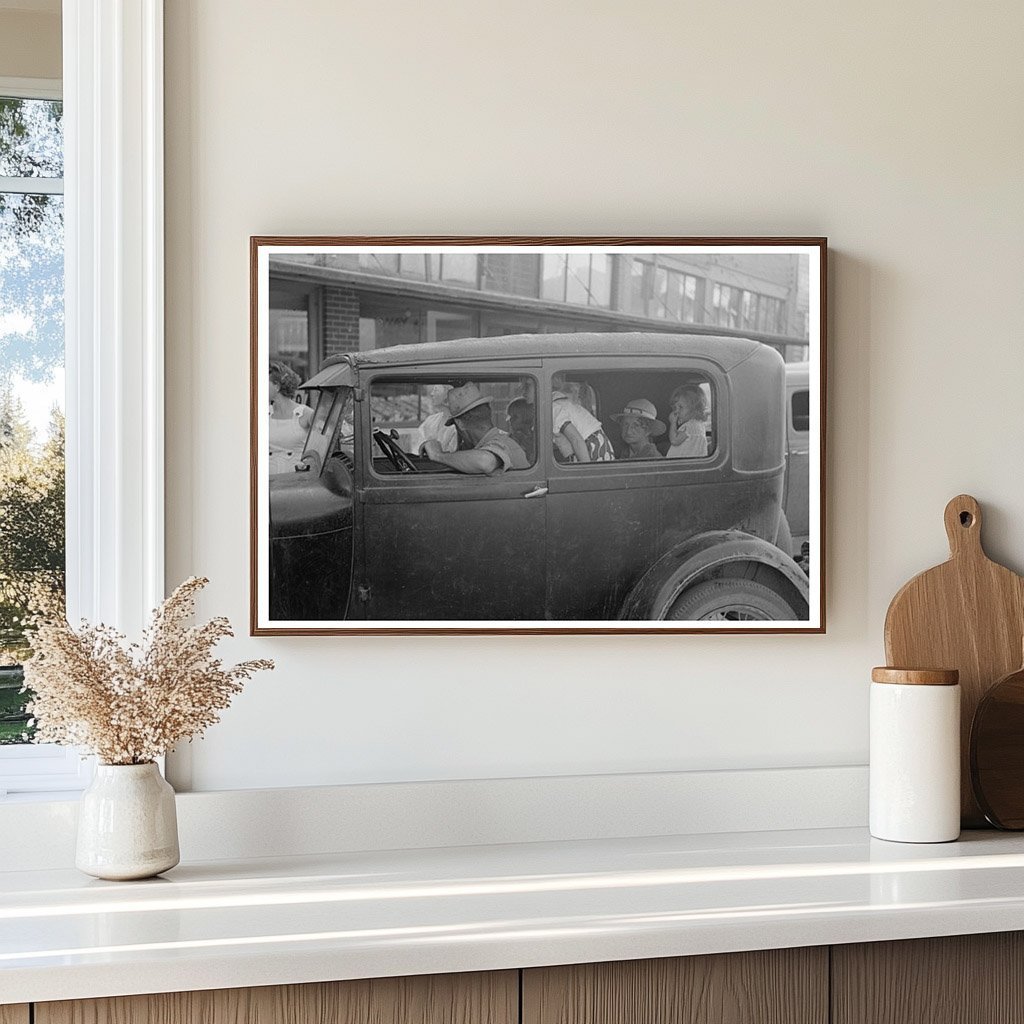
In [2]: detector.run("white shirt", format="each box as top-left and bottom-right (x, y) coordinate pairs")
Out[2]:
(552, 394), (603, 440)
(418, 410), (458, 453)
(666, 419), (708, 458)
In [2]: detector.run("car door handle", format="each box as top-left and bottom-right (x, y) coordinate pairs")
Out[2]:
(523, 486), (548, 499)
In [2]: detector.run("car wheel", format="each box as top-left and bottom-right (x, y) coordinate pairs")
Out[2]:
(665, 578), (801, 622)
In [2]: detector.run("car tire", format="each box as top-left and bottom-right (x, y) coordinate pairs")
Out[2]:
(665, 578), (802, 622)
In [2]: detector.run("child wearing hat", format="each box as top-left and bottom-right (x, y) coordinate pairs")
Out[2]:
(612, 399), (666, 460)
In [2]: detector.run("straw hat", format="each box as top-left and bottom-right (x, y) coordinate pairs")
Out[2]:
(611, 398), (666, 437)
(444, 382), (492, 424)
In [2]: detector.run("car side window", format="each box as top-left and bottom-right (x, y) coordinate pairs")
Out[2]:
(368, 376), (538, 475)
(551, 369), (715, 463)
(791, 390), (810, 433)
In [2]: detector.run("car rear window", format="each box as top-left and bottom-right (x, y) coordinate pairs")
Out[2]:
(550, 368), (715, 464)
(792, 389), (810, 432)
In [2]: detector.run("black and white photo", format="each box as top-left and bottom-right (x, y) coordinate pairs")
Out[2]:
(251, 239), (825, 634)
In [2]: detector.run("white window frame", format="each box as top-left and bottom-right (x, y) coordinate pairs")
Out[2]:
(0, 0), (164, 799)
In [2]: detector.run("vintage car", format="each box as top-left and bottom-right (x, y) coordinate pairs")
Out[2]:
(268, 333), (810, 623)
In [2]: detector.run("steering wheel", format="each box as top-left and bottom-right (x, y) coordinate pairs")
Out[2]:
(373, 430), (418, 473)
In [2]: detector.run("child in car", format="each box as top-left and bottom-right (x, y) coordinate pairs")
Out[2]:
(666, 384), (708, 458)
(506, 396), (536, 463)
(612, 399), (665, 459)
(551, 376), (615, 462)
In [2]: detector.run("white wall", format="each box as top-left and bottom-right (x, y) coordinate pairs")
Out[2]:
(0, 8), (60, 80)
(164, 0), (1024, 791)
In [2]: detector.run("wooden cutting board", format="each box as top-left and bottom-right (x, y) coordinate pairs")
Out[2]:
(884, 494), (1024, 827)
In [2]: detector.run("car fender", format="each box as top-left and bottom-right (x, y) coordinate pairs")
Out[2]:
(619, 530), (809, 620)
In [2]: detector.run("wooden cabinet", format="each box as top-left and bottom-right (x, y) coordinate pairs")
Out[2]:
(832, 932), (1024, 1024)
(522, 948), (828, 1024)
(17, 933), (1024, 1024)
(35, 972), (517, 1024)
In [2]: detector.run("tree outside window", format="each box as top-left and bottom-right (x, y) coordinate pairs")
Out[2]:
(0, 94), (65, 744)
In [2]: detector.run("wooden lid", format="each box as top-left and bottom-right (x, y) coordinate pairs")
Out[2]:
(871, 667), (959, 686)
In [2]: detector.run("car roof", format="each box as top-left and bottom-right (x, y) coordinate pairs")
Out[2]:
(785, 361), (809, 386)
(301, 332), (766, 388)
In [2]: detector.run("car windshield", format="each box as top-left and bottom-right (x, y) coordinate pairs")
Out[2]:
(303, 386), (353, 469)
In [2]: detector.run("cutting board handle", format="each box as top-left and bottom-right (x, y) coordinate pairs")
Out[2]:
(944, 494), (983, 559)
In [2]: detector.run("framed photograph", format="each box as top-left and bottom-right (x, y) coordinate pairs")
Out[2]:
(251, 237), (826, 635)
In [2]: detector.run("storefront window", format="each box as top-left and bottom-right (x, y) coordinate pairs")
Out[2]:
(682, 274), (697, 321)
(712, 283), (743, 328)
(427, 309), (476, 341)
(741, 290), (755, 329)
(643, 264), (699, 322)
(359, 302), (481, 348)
(481, 312), (541, 336)
(439, 253), (477, 285)
(480, 254), (540, 297)
(564, 253), (591, 305)
(358, 253), (400, 274)
(269, 284), (318, 381)
(628, 258), (646, 314)
(543, 254), (612, 308)
(399, 254), (427, 279)
(541, 254), (565, 301)
(589, 253), (611, 306)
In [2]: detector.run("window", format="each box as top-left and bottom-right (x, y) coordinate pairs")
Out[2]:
(437, 253), (477, 285)
(711, 284), (787, 335)
(627, 259), (700, 322)
(399, 253), (427, 279)
(791, 389), (810, 433)
(268, 281), (320, 381)
(541, 254), (612, 307)
(423, 254), (478, 286)
(756, 293), (786, 334)
(361, 253), (480, 287)
(551, 369), (715, 463)
(480, 254), (541, 297)
(358, 252), (400, 275)
(1, 10), (167, 798)
(368, 376), (537, 473)
(712, 283), (780, 331)
(0, 90), (65, 749)
(304, 387), (353, 468)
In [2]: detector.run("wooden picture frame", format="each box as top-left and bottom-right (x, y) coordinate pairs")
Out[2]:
(251, 237), (826, 635)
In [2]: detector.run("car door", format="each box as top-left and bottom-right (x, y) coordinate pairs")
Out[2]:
(544, 359), (735, 620)
(352, 371), (548, 622)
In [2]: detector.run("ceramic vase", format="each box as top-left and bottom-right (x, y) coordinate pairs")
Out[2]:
(76, 762), (180, 880)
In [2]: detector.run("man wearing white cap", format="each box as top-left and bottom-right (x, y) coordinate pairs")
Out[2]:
(612, 398), (666, 460)
(422, 382), (528, 475)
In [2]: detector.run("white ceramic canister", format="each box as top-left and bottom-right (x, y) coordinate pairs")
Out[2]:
(870, 667), (961, 843)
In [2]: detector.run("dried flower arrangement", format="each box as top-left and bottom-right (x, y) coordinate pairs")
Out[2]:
(22, 577), (273, 765)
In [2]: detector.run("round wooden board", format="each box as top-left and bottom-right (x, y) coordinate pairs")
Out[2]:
(971, 663), (1024, 829)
